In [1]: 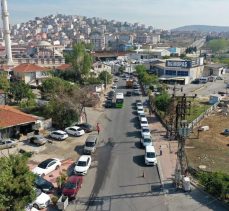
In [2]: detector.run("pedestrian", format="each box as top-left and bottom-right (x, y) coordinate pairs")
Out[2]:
(160, 145), (162, 156)
(96, 123), (100, 135)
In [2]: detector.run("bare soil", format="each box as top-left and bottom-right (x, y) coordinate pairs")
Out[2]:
(186, 112), (229, 174)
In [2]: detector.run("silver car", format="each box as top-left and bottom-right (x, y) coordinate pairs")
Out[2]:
(29, 135), (47, 146)
(0, 139), (17, 149)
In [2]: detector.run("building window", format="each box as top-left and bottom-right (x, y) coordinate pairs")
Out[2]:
(165, 70), (176, 76)
(177, 71), (189, 76)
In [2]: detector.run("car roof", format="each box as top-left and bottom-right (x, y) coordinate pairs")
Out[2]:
(141, 117), (147, 121)
(86, 135), (97, 142)
(142, 126), (149, 130)
(53, 130), (66, 134)
(68, 126), (80, 130)
(145, 145), (155, 152)
(78, 155), (91, 162)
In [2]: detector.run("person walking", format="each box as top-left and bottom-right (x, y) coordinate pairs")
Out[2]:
(96, 123), (100, 135)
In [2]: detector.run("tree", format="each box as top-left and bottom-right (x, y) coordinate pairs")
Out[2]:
(0, 155), (36, 210)
(118, 66), (125, 74)
(65, 42), (93, 84)
(0, 73), (10, 92)
(10, 81), (35, 103)
(207, 38), (229, 53)
(135, 65), (147, 80)
(155, 92), (171, 112)
(99, 71), (112, 85)
(41, 77), (74, 99)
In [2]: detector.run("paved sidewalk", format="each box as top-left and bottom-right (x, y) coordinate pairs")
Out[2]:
(147, 112), (178, 183)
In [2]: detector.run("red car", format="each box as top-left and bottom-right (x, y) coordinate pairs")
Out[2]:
(62, 176), (83, 198)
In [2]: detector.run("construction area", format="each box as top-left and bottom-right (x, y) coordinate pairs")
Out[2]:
(186, 107), (229, 174)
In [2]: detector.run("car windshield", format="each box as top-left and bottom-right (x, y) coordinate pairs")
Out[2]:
(144, 138), (151, 143)
(143, 128), (150, 133)
(86, 142), (95, 147)
(147, 152), (155, 158)
(35, 189), (42, 197)
(38, 159), (53, 169)
(64, 181), (76, 189)
(35, 176), (47, 185)
(77, 161), (87, 166)
(141, 121), (147, 124)
(116, 99), (123, 103)
(138, 108), (143, 111)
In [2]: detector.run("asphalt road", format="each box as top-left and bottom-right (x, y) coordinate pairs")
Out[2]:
(85, 78), (167, 211)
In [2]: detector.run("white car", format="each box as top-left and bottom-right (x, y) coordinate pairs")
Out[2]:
(112, 84), (117, 89)
(136, 102), (143, 108)
(32, 158), (61, 176)
(32, 189), (51, 210)
(145, 146), (157, 166)
(141, 127), (151, 137)
(138, 113), (146, 121)
(74, 155), (92, 175)
(140, 135), (153, 148)
(140, 117), (148, 128)
(49, 130), (68, 140)
(137, 107), (144, 115)
(65, 126), (85, 137)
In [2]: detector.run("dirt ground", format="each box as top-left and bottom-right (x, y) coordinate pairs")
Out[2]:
(186, 111), (229, 174)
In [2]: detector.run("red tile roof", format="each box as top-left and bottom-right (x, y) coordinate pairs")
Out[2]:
(0, 106), (37, 129)
(13, 63), (48, 73)
(56, 64), (72, 71)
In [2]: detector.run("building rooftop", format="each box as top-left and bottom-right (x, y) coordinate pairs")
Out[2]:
(13, 63), (48, 73)
(56, 63), (72, 71)
(205, 64), (225, 69)
(0, 105), (37, 129)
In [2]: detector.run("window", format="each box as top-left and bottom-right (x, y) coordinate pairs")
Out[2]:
(165, 70), (176, 76)
(177, 71), (188, 76)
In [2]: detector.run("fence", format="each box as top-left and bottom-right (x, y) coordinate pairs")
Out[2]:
(188, 102), (220, 131)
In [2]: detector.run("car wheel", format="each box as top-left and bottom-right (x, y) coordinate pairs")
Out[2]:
(33, 204), (39, 209)
(55, 165), (60, 170)
(58, 137), (61, 141)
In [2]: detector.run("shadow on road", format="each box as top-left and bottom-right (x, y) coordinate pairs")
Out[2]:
(133, 155), (145, 167)
(74, 145), (84, 155)
(134, 141), (143, 149)
(126, 131), (141, 138)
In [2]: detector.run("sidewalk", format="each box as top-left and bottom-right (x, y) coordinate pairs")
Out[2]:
(147, 112), (178, 183)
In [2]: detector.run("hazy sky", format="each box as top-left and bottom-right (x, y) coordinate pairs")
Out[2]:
(7, 0), (229, 29)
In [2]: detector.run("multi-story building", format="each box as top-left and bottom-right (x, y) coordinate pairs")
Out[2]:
(90, 31), (105, 51)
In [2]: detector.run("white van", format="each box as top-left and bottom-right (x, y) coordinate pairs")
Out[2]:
(199, 77), (208, 84)
(145, 146), (157, 166)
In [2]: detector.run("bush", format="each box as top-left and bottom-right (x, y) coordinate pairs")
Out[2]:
(155, 92), (171, 112)
(198, 171), (229, 200)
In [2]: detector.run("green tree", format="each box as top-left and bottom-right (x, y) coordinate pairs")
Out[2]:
(65, 42), (93, 84)
(0, 155), (36, 210)
(207, 38), (229, 52)
(135, 65), (147, 81)
(99, 71), (112, 85)
(142, 73), (158, 85)
(118, 66), (125, 74)
(0, 73), (10, 92)
(10, 81), (35, 103)
(155, 92), (171, 112)
(41, 77), (74, 99)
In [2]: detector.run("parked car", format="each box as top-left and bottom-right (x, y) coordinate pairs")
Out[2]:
(145, 146), (157, 166)
(223, 129), (229, 136)
(84, 135), (97, 154)
(29, 135), (47, 146)
(136, 99), (142, 104)
(32, 158), (61, 176)
(65, 126), (85, 137)
(140, 117), (148, 128)
(141, 127), (150, 137)
(112, 84), (117, 89)
(138, 113), (146, 121)
(49, 130), (68, 141)
(0, 139), (17, 149)
(137, 107), (144, 115)
(126, 91), (132, 96)
(75, 123), (93, 133)
(105, 99), (113, 108)
(32, 189), (51, 209)
(74, 155), (92, 175)
(35, 176), (54, 193)
(140, 135), (153, 148)
(133, 88), (141, 95)
(136, 102), (143, 108)
(62, 175), (83, 198)
(114, 78), (119, 82)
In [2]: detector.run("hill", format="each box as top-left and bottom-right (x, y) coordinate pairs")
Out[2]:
(172, 25), (229, 33)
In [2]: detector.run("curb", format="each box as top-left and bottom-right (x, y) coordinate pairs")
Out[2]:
(156, 156), (165, 192)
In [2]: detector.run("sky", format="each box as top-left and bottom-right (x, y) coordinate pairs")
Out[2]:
(6, 0), (229, 29)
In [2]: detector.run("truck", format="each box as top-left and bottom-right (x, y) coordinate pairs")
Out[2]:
(126, 79), (133, 88)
